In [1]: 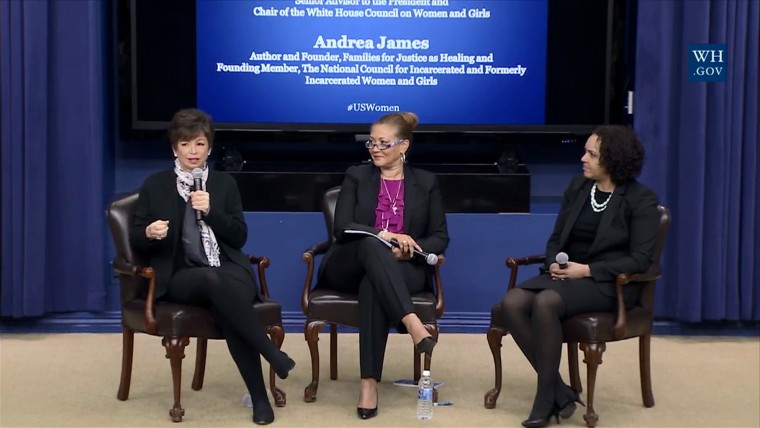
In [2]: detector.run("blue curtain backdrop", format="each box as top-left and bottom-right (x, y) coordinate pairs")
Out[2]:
(635, 0), (759, 322)
(0, 0), (108, 317)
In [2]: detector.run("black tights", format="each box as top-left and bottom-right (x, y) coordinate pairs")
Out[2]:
(501, 288), (576, 418)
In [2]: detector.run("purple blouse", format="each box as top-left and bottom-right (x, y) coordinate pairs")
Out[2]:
(373, 178), (405, 233)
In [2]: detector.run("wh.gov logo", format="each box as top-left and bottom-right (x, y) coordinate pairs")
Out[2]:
(689, 44), (727, 82)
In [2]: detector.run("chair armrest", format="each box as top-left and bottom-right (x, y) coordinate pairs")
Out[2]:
(505, 255), (546, 290)
(301, 241), (331, 315)
(113, 257), (138, 276)
(612, 266), (662, 339)
(113, 258), (158, 334)
(432, 255), (446, 317)
(248, 255), (272, 299)
(304, 241), (331, 256)
(626, 264), (661, 284)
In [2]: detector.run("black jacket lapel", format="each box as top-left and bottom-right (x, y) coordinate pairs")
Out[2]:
(162, 170), (181, 250)
(358, 167), (381, 226)
(588, 182), (628, 255)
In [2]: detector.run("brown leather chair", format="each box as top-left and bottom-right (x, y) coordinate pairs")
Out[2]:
(484, 205), (671, 428)
(107, 191), (287, 422)
(300, 186), (446, 402)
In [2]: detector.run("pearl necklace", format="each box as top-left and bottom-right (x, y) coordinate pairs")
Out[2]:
(590, 183), (613, 212)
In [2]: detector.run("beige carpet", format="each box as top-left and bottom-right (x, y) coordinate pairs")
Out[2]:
(0, 332), (758, 427)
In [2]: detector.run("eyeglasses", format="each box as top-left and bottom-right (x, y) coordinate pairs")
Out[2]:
(365, 139), (403, 150)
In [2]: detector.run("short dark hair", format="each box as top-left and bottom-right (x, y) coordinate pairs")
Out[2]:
(168, 108), (214, 148)
(593, 125), (645, 183)
(374, 112), (419, 143)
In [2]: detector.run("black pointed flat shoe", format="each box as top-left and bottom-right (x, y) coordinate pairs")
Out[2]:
(274, 357), (296, 380)
(252, 401), (275, 425)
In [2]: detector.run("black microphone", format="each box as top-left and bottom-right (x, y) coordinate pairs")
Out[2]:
(191, 168), (204, 223)
(556, 252), (569, 269)
(389, 238), (438, 265)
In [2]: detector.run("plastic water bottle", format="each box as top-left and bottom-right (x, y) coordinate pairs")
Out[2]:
(242, 392), (253, 408)
(416, 370), (434, 420)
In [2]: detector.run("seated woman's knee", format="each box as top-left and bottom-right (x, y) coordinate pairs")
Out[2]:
(501, 288), (529, 311)
(201, 269), (224, 291)
(533, 289), (564, 312)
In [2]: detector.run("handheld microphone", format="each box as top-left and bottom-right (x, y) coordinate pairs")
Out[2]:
(191, 168), (204, 223)
(556, 252), (569, 269)
(389, 238), (438, 266)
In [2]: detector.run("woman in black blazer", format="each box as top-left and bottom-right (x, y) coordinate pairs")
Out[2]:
(500, 125), (661, 428)
(130, 109), (294, 425)
(316, 112), (449, 419)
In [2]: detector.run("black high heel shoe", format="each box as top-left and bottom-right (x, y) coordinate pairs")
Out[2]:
(415, 336), (436, 356)
(557, 388), (585, 419)
(521, 411), (559, 428)
(356, 406), (378, 420)
(557, 401), (576, 420)
(357, 397), (378, 420)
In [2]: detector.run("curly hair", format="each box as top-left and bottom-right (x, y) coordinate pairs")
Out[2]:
(593, 125), (645, 183)
(168, 108), (215, 149)
(374, 112), (419, 143)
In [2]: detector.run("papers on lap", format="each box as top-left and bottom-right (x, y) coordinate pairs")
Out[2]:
(343, 229), (393, 248)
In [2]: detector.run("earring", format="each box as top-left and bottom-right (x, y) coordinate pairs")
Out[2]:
(401, 152), (407, 163)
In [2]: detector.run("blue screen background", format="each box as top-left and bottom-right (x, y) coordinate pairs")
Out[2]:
(197, 0), (547, 127)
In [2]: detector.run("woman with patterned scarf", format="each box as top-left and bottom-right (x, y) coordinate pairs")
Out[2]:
(130, 108), (294, 425)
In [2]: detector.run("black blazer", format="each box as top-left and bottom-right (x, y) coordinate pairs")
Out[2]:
(130, 169), (260, 300)
(545, 175), (660, 296)
(317, 164), (450, 285)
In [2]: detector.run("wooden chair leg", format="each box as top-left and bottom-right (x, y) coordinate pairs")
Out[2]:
(329, 323), (338, 380)
(484, 327), (505, 409)
(639, 334), (655, 407)
(567, 342), (583, 393)
(162, 337), (190, 423)
(117, 327), (134, 401)
(191, 338), (208, 391)
(304, 320), (325, 402)
(580, 342), (605, 428)
(268, 324), (287, 407)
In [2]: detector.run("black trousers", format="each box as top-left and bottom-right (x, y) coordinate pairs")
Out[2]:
(164, 262), (280, 404)
(320, 237), (426, 381)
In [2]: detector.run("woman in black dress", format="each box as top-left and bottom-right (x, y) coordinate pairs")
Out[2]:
(499, 125), (661, 427)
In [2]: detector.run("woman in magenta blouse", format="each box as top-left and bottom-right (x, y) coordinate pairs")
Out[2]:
(315, 112), (449, 420)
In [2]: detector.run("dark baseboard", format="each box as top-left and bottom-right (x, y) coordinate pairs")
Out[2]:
(1, 311), (758, 336)
(651, 319), (760, 336)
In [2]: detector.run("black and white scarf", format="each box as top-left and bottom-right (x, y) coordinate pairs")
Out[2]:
(173, 160), (221, 267)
